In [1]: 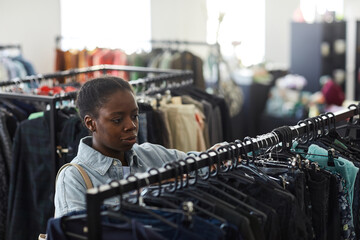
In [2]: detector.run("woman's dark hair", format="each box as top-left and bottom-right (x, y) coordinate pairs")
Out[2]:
(76, 76), (133, 120)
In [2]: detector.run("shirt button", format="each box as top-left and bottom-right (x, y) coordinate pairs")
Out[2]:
(113, 161), (118, 166)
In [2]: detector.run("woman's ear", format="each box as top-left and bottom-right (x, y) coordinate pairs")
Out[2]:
(84, 115), (96, 133)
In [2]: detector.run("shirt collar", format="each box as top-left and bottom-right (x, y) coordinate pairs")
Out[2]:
(77, 136), (140, 175)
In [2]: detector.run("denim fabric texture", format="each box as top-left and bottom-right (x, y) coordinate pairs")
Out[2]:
(55, 136), (188, 217)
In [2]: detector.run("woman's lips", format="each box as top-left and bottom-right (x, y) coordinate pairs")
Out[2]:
(121, 135), (137, 144)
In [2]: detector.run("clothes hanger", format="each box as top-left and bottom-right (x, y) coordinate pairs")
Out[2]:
(336, 104), (360, 137)
(143, 164), (184, 210)
(141, 167), (163, 197)
(155, 161), (229, 228)
(232, 138), (279, 188)
(171, 188), (231, 229)
(254, 132), (292, 168)
(114, 174), (179, 229)
(221, 140), (256, 184)
(318, 110), (360, 156)
(182, 179), (269, 240)
(207, 145), (255, 185)
(194, 179), (267, 221)
(160, 157), (231, 226)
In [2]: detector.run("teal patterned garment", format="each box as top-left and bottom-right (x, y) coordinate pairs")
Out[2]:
(334, 173), (356, 240)
(304, 144), (359, 216)
(292, 141), (358, 239)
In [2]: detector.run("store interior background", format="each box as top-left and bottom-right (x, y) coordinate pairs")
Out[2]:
(1, 0), (359, 139)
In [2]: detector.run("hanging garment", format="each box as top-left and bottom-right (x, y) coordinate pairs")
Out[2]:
(170, 51), (205, 90)
(159, 104), (202, 152)
(6, 109), (88, 240)
(46, 213), (167, 240)
(0, 114), (9, 240)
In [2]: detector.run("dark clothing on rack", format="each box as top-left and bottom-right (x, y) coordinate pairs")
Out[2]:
(306, 169), (331, 240)
(46, 215), (166, 240)
(123, 209), (225, 240)
(0, 110), (14, 173)
(12, 56), (36, 75)
(6, 109), (87, 240)
(0, 108), (20, 240)
(218, 174), (312, 240)
(171, 51), (205, 90)
(0, 146), (8, 240)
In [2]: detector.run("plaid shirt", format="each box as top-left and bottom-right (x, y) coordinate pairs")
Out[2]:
(6, 109), (88, 240)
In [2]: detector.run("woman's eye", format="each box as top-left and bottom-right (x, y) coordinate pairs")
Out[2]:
(112, 118), (122, 124)
(131, 114), (139, 120)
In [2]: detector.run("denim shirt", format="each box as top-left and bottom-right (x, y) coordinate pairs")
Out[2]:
(54, 136), (188, 217)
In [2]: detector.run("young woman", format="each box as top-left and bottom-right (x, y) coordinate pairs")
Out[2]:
(54, 76), (190, 217)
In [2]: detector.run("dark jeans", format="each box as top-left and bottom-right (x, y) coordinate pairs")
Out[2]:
(217, 173), (311, 240)
(123, 208), (225, 240)
(306, 170), (330, 240)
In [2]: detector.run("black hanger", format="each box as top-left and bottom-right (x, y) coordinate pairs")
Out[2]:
(198, 151), (213, 180)
(297, 119), (311, 144)
(315, 115), (326, 138)
(217, 145), (232, 173)
(236, 138), (283, 189)
(319, 113), (330, 136)
(160, 189), (229, 226)
(119, 174), (179, 229)
(229, 142), (240, 168)
(184, 156), (198, 186)
(174, 188), (229, 226)
(163, 162), (179, 193)
(325, 112), (337, 132)
(146, 167), (163, 197)
(227, 140), (257, 183)
(143, 164), (183, 209)
(206, 149), (221, 177)
(194, 180), (268, 223)
(343, 104), (360, 138)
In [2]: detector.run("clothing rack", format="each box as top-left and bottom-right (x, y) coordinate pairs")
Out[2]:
(0, 64), (192, 86)
(0, 44), (22, 55)
(85, 103), (360, 240)
(0, 44), (21, 51)
(149, 39), (221, 89)
(0, 65), (193, 178)
(150, 39), (219, 48)
(55, 36), (220, 51)
(0, 92), (77, 185)
(55, 36), (221, 88)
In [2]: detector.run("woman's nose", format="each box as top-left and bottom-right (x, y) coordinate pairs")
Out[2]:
(123, 118), (136, 131)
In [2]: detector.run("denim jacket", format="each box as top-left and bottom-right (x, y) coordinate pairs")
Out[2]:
(54, 136), (188, 217)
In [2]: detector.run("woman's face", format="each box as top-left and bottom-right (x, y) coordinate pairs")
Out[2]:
(86, 89), (139, 158)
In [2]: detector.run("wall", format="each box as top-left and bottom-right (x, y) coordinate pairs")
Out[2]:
(265, 0), (299, 69)
(150, 0), (208, 58)
(1, 0), (207, 74)
(0, 0), (61, 74)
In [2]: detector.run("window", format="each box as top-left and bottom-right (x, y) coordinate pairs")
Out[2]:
(60, 0), (151, 53)
(206, 0), (265, 67)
